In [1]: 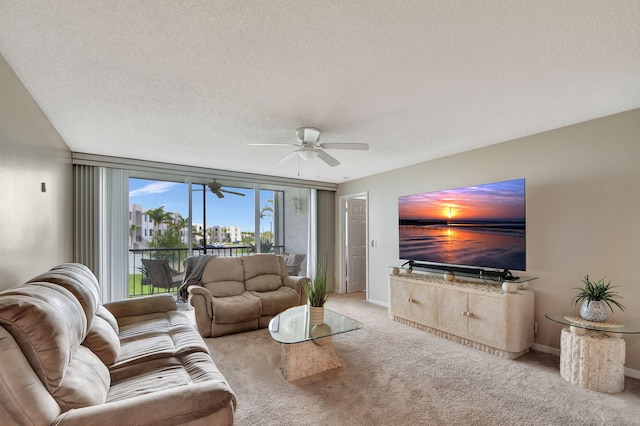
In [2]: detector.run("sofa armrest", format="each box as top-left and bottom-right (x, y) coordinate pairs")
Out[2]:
(283, 276), (311, 305)
(188, 285), (214, 337)
(54, 381), (235, 426)
(103, 294), (176, 321)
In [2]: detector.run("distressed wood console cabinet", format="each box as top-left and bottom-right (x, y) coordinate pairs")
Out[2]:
(389, 273), (535, 359)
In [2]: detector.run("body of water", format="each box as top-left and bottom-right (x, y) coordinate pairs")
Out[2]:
(399, 221), (526, 270)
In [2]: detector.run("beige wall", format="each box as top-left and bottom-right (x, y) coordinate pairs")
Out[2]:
(337, 109), (640, 371)
(0, 54), (73, 289)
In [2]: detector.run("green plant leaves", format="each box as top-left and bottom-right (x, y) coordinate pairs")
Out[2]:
(303, 256), (330, 307)
(573, 275), (625, 312)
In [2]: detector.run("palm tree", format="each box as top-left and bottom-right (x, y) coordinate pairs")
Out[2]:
(260, 199), (274, 219)
(145, 206), (173, 236)
(171, 214), (189, 234)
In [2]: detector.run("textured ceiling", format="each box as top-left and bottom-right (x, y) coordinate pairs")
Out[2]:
(1, 1), (639, 184)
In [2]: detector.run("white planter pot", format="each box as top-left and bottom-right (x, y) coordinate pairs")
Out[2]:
(580, 300), (608, 322)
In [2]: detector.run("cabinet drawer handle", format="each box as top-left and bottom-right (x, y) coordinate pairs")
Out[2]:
(461, 311), (466, 316)
(467, 312), (474, 318)
(408, 297), (413, 303)
(461, 311), (474, 317)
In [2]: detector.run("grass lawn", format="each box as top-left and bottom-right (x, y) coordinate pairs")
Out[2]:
(128, 273), (175, 298)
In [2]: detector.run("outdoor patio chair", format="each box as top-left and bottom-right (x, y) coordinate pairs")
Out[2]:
(141, 259), (184, 293)
(281, 253), (306, 276)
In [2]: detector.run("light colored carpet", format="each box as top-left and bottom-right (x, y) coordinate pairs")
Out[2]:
(195, 293), (640, 426)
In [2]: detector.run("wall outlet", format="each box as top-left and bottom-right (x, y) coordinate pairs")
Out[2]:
(534, 321), (538, 333)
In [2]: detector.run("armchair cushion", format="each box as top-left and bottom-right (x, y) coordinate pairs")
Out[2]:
(250, 287), (300, 316)
(201, 257), (246, 297)
(211, 293), (262, 324)
(53, 346), (110, 411)
(82, 316), (121, 366)
(27, 265), (100, 328)
(0, 287), (87, 391)
(96, 304), (119, 334)
(243, 254), (284, 292)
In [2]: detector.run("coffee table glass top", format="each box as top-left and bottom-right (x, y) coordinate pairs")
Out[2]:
(545, 313), (640, 334)
(269, 305), (363, 344)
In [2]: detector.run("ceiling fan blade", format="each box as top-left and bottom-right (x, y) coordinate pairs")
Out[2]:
(248, 143), (300, 147)
(275, 151), (299, 165)
(318, 142), (369, 150)
(317, 150), (340, 167)
(213, 190), (224, 198)
(220, 189), (246, 196)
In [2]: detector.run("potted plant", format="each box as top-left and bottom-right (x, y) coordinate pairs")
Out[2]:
(573, 275), (625, 322)
(303, 260), (330, 324)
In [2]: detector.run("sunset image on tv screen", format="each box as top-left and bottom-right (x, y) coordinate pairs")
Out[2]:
(398, 178), (526, 271)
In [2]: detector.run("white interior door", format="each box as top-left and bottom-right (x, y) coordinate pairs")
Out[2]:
(346, 198), (366, 293)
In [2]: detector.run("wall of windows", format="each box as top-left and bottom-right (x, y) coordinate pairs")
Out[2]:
(72, 153), (335, 300)
(127, 174), (311, 295)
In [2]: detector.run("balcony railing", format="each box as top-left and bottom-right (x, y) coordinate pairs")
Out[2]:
(128, 244), (284, 298)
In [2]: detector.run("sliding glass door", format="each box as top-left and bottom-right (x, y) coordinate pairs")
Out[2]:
(127, 175), (310, 297)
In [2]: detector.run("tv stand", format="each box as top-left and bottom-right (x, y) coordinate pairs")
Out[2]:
(389, 271), (535, 359)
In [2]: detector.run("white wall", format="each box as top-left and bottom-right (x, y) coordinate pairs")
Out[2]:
(0, 54), (73, 290)
(336, 109), (640, 370)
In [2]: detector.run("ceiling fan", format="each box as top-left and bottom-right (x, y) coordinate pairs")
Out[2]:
(206, 180), (245, 198)
(249, 127), (369, 167)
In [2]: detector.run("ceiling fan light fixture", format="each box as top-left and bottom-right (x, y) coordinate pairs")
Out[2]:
(298, 147), (318, 160)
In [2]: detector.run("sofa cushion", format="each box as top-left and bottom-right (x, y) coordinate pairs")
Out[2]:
(243, 254), (284, 292)
(250, 287), (301, 316)
(112, 311), (209, 369)
(107, 352), (236, 423)
(52, 346), (110, 411)
(201, 257), (246, 297)
(211, 293), (261, 324)
(0, 285), (86, 392)
(96, 304), (120, 334)
(82, 316), (121, 366)
(28, 263), (100, 327)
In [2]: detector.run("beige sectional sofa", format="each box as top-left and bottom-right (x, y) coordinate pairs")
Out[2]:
(0, 263), (236, 425)
(188, 254), (310, 337)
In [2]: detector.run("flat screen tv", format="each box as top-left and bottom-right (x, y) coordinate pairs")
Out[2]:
(398, 178), (526, 274)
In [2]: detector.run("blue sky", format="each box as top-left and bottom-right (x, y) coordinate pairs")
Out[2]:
(129, 178), (274, 233)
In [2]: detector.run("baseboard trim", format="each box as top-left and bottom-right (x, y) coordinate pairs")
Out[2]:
(531, 343), (560, 357)
(366, 297), (388, 308)
(532, 342), (640, 379)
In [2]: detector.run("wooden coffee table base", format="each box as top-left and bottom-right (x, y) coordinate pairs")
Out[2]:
(280, 339), (342, 381)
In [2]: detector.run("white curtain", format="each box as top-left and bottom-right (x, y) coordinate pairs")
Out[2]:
(74, 165), (129, 302)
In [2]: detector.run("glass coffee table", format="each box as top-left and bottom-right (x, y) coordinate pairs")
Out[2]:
(269, 305), (363, 381)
